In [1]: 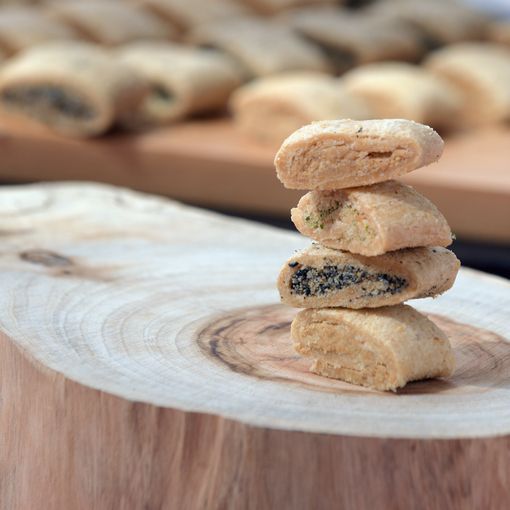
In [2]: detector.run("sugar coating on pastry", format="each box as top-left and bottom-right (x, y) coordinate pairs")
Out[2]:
(274, 119), (444, 190)
(341, 62), (461, 129)
(0, 42), (148, 137)
(229, 72), (371, 143)
(291, 304), (455, 391)
(277, 244), (459, 309)
(291, 180), (452, 256)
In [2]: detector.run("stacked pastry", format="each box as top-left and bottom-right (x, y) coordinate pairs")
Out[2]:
(274, 119), (460, 391)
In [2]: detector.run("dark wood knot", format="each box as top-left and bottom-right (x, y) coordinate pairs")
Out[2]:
(19, 249), (73, 268)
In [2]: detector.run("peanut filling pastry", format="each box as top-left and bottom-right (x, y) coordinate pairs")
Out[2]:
(291, 306), (455, 392)
(274, 119), (444, 190)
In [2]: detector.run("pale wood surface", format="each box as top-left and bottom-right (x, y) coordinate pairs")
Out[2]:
(3, 328), (510, 510)
(1, 182), (510, 509)
(0, 118), (509, 242)
(2, 328), (510, 510)
(0, 182), (509, 439)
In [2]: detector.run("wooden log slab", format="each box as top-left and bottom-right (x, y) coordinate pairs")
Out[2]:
(0, 182), (509, 509)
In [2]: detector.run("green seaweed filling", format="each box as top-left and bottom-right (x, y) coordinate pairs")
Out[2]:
(304, 201), (376, 240)
(304, 200), (341, 230)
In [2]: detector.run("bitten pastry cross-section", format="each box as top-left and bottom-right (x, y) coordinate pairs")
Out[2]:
(274, 118), (459, 391)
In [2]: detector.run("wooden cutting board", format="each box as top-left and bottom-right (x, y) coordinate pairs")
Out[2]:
(0, 117), (509, 242)
(0, 182), (509, 509)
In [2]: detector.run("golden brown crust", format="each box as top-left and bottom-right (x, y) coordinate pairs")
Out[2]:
(277, 244), (459, 308)
(291, 181), (452, 256)
(291, 305), (455, 391)
(274, 119), (444, 190)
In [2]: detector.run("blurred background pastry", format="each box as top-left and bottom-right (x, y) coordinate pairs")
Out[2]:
(0, 42), (148, 136)
(341, 62), (462, 130)
(49, 0), (175, 46)
(230, 72), (371, 143)
(119, 42), (244, 127)
(187, 16), (331, 76)
(425, 42), (510, 126)
(0, 5), (77, 56)
(281, 6), (425, 72)
(136, 0), (251, 33)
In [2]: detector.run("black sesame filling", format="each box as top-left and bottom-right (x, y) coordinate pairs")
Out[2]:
(290, 264), (407, 297)
(151, 84), (174, 103)
(2, 85), (95, 119)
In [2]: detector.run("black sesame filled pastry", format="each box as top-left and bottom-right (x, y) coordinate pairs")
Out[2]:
(117, 42), (244, 127)
(277, 244), (459, 309)
(0, 42), (148, 137)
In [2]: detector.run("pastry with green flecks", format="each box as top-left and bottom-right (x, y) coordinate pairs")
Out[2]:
(291, 180), (452, 256)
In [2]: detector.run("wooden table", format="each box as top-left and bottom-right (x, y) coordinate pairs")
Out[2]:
(0, 182), (509, 509)
(0, 118), (509, 242)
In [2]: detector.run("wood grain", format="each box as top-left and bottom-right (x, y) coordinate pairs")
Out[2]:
(0, 117), (509, 242)
(2, 328), (510, 510)
(197, 305), (510, 397)
(0, 182), (510, 508)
